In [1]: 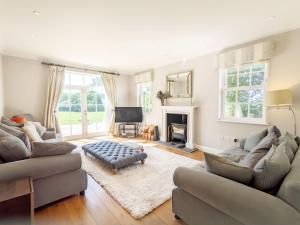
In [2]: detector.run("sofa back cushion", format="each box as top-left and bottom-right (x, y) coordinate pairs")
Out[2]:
(1, 116), (24, 128)
(278, 132), (298, 154)
(244, 129), (267, 151)
(277, 146), (300, 211)
(240, 132), (277, 168)
(0, 123), (31, 151)
(204, 152), (253, 184)
(0, 129), (31, 162)
(253, 143), (291, 191)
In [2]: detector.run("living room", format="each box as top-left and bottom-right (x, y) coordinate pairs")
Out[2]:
(0, 1), (300, 225)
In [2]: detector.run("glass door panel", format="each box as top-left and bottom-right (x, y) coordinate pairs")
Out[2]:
(86, 89), (106, 135)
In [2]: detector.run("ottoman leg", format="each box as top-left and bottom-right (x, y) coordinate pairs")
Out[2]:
(112, 168), (118, 174)
(141, 159), (145, 165)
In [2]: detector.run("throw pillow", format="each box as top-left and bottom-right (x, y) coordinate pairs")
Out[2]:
(10, 117), (26, 124)
(268, 125), (281, 138)
(32, 122), (47, 137)
(244, 129), (268, 151)
(252, 143), (291, 191)
(0, 130), (31, 162)
(1, 116), (24, 128)
(31, 141), (76, 157)
(22, 122), (43, 142)
(204, 152), (253, 184)
(281, 141), (295, 162)
(0, 123), (31, 151)
(278, 132), (298, 154)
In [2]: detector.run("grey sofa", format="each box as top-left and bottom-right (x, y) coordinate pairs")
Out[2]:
(172, 145), (300, 225)
(0, 114), (87, 208)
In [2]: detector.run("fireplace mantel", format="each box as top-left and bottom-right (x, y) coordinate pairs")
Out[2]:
(161, 106), (198, 149)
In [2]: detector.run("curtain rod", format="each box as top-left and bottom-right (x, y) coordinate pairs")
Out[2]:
(41, 62), (120, 76)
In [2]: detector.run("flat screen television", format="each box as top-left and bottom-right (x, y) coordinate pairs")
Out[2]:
(115, 107), (143, 123)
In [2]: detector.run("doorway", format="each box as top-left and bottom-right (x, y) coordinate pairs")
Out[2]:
(57, 70), (107, 139)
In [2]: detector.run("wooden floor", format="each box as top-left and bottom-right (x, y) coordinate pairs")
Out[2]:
(34, 137), (204, 225)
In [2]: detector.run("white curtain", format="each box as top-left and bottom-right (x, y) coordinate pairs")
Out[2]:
(44, 66), (65, 133)
(101, 73), (117, 135)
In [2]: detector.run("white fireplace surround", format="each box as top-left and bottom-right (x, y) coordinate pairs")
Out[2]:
(161, 106), (198, 149)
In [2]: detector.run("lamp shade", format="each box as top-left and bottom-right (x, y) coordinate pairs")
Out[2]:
(267, 89), (293, 107)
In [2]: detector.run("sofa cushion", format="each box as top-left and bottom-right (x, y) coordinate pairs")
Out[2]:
(244, 129), (268, 151)
(278, 132), (298, 154)
(218, 147), (248, 162)
(240, 132), (277, 168)
(0, 129), (31, 162)
(0, 123), (31, 151)
(32, 122), (47, 137)
(1, 116), (24, 128)
(31, 142), (76, 158)
(204, 152), (253, 184)
(253, 143), (291, 191)
(277, 146), (300, 211)
(268, 125), (281, 138)
(22, 122), (43, 142)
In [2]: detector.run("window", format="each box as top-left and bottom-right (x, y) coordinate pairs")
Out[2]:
(219, 62), (268, 124)
(137, 82), (152, 113)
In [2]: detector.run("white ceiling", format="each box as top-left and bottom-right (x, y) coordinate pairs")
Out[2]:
(0, 0), (300, 75)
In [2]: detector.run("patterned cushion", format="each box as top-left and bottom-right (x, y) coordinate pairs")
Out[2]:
(82, 141), (147, 169)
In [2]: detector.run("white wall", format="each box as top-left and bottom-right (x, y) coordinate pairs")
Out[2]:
(1, 55), (132, 123)
(0, 54), (4, 117)
(132, 29), (300, 150)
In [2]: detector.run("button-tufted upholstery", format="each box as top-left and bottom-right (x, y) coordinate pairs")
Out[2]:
(82, 141), (147, 169)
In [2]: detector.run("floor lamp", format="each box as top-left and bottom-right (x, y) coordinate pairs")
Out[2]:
(267, 89), (297, 135)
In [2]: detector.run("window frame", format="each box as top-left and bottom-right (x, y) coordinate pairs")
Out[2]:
(218, 61), (269, 125)
(137, 81), (153, 113)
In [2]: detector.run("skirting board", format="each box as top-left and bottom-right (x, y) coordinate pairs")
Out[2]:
(195, 145), (223, 154)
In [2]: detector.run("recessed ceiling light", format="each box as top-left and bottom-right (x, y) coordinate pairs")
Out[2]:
(33, 10), (40, 16)
(267, 16), (276, 21)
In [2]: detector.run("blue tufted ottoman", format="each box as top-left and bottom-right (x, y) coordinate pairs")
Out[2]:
(82, 141), (147, 174)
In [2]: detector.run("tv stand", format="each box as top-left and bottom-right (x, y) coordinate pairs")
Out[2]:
(118, 123), (139, 138)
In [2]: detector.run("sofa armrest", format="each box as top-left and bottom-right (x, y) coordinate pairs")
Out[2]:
(0, 153), (82, 182)
(173, 167), (300, 225)
(42, 131), (56, 140)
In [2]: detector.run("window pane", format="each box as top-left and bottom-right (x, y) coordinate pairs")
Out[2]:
(225, 103), (236, 117)
(252, 64), (265, 72)
(87, 90), (96, 104)
(70, 90), (81, 104)
(85, 76), (98, 87)
(237, 90), (249, 103)
(250, 89), (263, 103)
(226, 76), (237, 88)
(227, 68), (237, 76)
(249, 103), (263, 118)
(59, 90), (70, 105)
(70, 73), (84, 86)
(97, 92), (105, 105)
(239, 65), (250, 75)
(226, 91), (236, 103)
(64, 73), (70, 86)
(239, 74), (250, 87)
(237, 103), (249, 118)
(251, 72), (265, 86)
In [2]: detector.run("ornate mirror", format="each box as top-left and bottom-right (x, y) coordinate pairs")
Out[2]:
(166, 71), (192, 98)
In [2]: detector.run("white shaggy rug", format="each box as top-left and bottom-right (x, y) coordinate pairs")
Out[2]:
(80, 143), (202, 219)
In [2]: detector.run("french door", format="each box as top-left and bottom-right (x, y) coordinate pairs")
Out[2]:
(57, 71), (108, 139)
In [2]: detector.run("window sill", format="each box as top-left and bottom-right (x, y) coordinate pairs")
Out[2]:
(217, 118), (269, 126)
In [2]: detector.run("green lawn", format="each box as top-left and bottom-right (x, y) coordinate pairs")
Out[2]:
(58, 112), (105, 125)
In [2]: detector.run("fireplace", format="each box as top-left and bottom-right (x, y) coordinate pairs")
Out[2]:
(167, 114), (187, 146)
(161, 106), (197, 149)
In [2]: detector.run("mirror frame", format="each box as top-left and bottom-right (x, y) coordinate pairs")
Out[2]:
(166, 71), (192, 98)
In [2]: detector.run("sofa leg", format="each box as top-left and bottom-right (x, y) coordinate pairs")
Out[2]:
(80, 191), (85, 195)
(174, 214), (181, 220)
